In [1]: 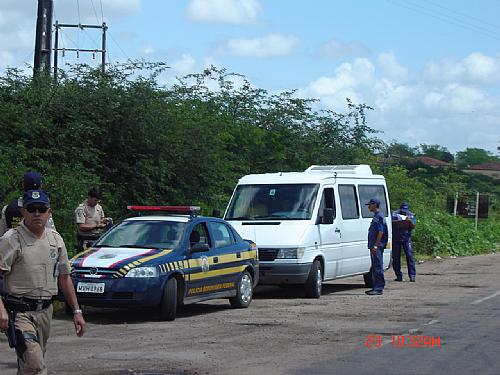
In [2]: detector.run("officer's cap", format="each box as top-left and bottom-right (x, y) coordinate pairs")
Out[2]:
(23, 190), (50, 208)
(400, 202), (410, 210)
(23, 172), (43, 190)
(365, 198), (380, 206)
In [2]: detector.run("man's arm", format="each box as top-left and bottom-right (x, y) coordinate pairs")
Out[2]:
(0, 273), (8, 332)
(58, 274), (86, 337)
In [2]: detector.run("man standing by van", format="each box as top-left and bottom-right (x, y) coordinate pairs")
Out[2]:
(365, 198), (388, 295)
(392, 202), (416, 282)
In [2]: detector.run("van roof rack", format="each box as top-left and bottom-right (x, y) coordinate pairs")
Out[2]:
(305, 165), (373, 175)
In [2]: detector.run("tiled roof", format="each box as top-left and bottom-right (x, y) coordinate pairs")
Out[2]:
(467, 162), (500, 171)
(415, 156), (449, 166)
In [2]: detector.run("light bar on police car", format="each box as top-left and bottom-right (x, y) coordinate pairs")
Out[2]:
(127, 205), (201, 215)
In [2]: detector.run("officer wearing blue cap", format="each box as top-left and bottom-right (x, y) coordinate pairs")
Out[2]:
(0, 172), (56, 236)
(391, 202), (417, 282)
(0, 190), (85, 374)
(365, 198), (388, 295)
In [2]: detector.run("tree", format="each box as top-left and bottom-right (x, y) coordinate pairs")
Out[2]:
(419, 144), (454, 163)
(455, 147), (500, 168)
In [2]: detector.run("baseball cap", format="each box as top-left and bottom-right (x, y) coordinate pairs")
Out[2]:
(400, 202), (410, 210)
(365, 198), (380, 206)
(22, 190), (50, 208)
(23, 172), (43, 190)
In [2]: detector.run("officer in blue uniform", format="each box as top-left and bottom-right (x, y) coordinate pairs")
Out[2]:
(365, 198), (388, 295)
(391, 202), (417, 282)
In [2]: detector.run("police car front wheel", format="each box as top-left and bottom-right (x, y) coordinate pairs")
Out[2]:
(160, 277), (178, 321)
(230, 271), (253, 308)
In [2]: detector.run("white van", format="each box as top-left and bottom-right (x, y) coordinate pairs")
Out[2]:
(224, 165), (392, 298)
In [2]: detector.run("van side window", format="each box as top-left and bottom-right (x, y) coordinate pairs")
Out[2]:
(338, 184), (360, 220)
(359, 185), (388, 217)
(318, 188), (336, 221)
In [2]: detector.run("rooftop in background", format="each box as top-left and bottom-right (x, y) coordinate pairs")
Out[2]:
(463, 162), (500, 180)
(466, 163), (500, 171)
(414, 156), (450, 167)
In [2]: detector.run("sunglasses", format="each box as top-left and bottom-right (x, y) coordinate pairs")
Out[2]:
(26, 205), (49, 214)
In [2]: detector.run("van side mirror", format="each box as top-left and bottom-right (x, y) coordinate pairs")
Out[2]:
(190, 243), (210, 253)
(322, 208), (334, 224)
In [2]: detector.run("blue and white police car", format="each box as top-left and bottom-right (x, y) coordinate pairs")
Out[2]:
(70, 206), (259, 320)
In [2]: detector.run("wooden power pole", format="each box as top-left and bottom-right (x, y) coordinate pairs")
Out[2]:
(34, 0), (53, 75)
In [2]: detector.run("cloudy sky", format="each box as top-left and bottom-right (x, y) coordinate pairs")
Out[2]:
(1, 0), (499, 154)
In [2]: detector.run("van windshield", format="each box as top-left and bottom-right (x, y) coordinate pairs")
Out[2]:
(225, 184), (319, 221)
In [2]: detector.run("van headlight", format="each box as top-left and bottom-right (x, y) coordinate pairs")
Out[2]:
(125, 267), (159, 278)
(276, 247), (305, 259)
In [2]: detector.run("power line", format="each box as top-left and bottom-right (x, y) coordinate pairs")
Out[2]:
(388, 0), (500, 41)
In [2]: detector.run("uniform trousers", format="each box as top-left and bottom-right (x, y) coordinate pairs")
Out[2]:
(370, 247), (385, 292)
(392, 240), (416, 280)
(14, 305), (53, 375)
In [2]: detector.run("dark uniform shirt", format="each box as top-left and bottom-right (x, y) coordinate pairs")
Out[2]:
(368, 211), (388, 249)
(392, 209), (416, 242)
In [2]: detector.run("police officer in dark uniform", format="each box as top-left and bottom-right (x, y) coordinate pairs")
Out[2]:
(365, 198), (388, 296)
(0, 190), (85, 375)
(391, 202), (417, 282)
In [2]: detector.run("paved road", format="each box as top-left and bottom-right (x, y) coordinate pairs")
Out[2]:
(1, 252), (499, 375)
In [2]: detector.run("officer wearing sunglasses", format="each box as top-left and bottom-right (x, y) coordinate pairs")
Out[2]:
(0, 190), (85, 374)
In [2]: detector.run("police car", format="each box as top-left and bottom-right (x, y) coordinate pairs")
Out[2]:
(70, 206), (259, 320)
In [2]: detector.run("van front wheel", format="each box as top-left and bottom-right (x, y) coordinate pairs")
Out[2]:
(305, 260), (322, 298)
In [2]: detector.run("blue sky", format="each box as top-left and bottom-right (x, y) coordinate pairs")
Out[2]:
(1, 0), (499, 154)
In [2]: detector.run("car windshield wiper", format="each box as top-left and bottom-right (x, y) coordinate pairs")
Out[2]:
(118, 244), (149, 248)
(253, 215), (282, 220)
(95, 244), (113, 247)
(227, 216), (250, 220)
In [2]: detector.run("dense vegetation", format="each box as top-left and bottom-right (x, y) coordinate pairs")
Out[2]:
(0, 63), (498, 257)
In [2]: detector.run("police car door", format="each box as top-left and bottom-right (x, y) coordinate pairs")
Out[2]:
(205, 221), (242, 297)
(186, 222), (212, 298)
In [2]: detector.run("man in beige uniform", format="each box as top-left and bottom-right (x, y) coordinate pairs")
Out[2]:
(75, 187), (112, 250)
(0, 190), (85, 375)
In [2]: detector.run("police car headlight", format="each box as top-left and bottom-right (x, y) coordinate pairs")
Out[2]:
(276, 247), (305, 259)
(125, 267), (159, 278)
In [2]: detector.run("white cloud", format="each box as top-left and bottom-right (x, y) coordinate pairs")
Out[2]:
(377, 52), (408, 81)
(423, 52), (500, 85)
(320, 39), (369, 60)
(299, 52), (500, 153)
(170, 54), (197, 75)
(142, 44), (155, 55)
(223, 34), (299, 58)
(187, 0), (261, 25)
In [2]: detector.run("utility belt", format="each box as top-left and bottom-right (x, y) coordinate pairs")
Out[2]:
(2, 294), (53, 313)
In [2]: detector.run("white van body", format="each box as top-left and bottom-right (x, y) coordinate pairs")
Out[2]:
(224, 165), (392, 297)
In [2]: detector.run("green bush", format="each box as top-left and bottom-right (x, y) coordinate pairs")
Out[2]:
(413, 211), (499, 257)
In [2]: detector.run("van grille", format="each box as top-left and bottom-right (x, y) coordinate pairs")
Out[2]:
(258, 248), (279, 261)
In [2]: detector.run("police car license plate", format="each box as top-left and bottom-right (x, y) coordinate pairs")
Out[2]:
(77, 282), (105, 293)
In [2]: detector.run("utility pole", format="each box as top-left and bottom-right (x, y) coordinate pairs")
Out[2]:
(34, 0), (53, 75)
(53, 22), (108, 79)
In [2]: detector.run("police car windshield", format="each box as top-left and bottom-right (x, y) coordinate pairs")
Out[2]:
(225, 184), (319, 221)
(97, 220), (186, 249)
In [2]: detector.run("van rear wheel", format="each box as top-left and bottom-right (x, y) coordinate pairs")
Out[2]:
(305, 260), (322, 298)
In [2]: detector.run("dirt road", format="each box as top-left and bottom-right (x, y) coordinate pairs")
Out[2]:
(1, 252), (499, 375)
